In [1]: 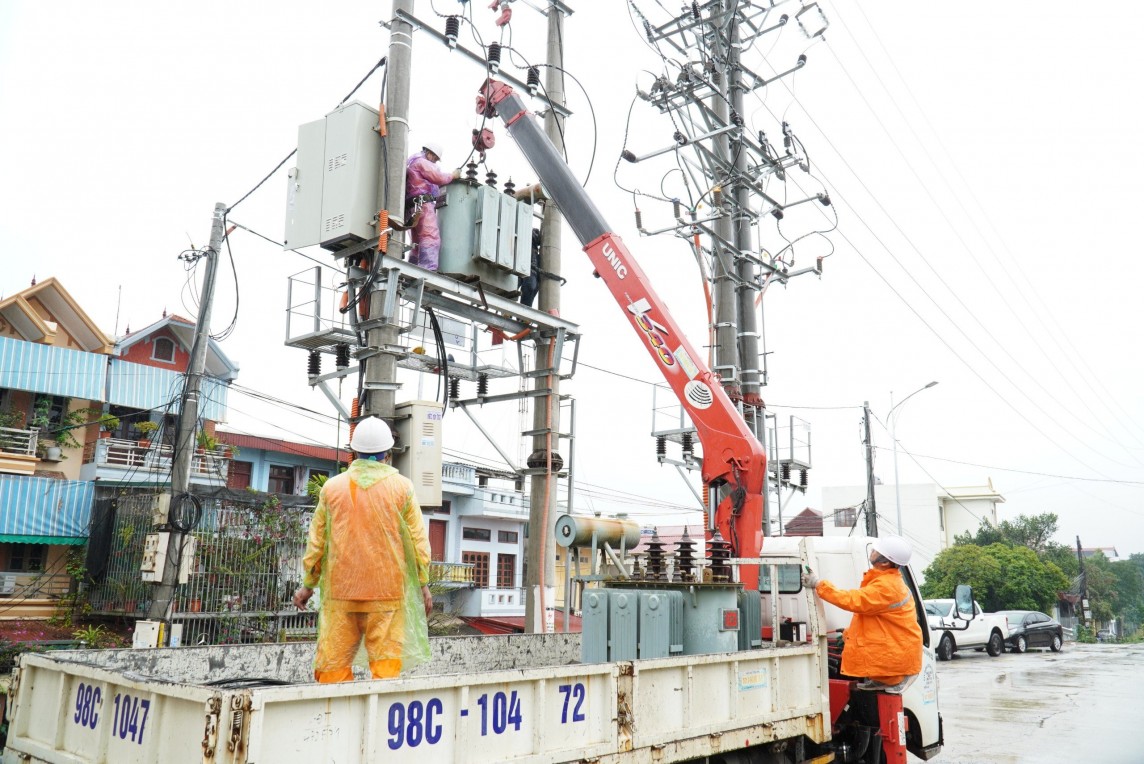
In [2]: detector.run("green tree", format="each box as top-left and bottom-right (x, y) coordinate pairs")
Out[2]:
(955, 512), (1061, 554)
(920, 544), (1004, 607)
(921, 543), (1067, 612)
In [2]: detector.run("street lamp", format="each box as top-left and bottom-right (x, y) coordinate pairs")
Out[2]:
(891, 381), (938, 536)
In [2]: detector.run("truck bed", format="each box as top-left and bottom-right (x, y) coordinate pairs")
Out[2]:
(5, 633), (827, 763)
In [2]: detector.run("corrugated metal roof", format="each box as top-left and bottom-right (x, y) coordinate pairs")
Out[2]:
(0, 335), (106, 400)
(107, 359), (227, 420)
(0, 475), (94, 539)
(214, 431), (347, 463)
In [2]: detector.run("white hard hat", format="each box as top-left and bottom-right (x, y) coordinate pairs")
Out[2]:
(423, 141), (444, 160)
(350, 417), (394, 454)
(872, 536), (912, 566)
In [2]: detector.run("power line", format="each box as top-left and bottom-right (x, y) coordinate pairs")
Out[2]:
(872, 445), (1144, 487)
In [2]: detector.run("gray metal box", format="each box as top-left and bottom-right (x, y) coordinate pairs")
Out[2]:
(637, 592), (671, 659)
(581, 589), (609, 663)
(437, 183), (533, 295)
(284, 101), (381, 251)
(392, 400), (443, 507)
(608, 590), (639, 661)
(738, 589), (763, 650)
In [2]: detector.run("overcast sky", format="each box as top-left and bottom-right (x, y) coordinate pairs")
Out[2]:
(1, 2), (1141, 558)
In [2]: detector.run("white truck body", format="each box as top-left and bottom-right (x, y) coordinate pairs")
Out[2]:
(4, 538), (940, 763)
(924, 599), (1008, 660)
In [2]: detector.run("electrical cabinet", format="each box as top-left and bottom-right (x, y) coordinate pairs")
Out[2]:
(139, 532), (195, 584)
(393, 400), (444, 507)
(284, 101), (381, 251)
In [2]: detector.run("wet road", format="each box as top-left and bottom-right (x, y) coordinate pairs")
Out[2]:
(932, 641), (1144, 763)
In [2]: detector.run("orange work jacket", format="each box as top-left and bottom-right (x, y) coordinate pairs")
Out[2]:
(301, 460), (430, 612)
(816, 566), (923, 678)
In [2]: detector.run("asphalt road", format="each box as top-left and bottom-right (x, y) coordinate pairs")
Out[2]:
(932, 641), (1144, 763)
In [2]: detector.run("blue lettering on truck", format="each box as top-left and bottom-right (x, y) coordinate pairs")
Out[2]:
(383, 681), (589, 750)
(72, 683), (151, 745)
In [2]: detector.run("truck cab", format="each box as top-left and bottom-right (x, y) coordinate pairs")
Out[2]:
(757, 536), (943, 761)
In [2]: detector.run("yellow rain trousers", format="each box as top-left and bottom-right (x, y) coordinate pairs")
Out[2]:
(815, 566), (923, 684)
(301, 460), (431, 682)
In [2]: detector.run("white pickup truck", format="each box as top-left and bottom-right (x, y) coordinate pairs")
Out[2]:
(924, 587), (1008, 661)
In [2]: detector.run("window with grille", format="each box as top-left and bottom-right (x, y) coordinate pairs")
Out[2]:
(8, 544), (45, 572)
(833, 507), (856, 528)
(496, 554), (516, 589)
(268, 465), (295, 494)
(498, 530), (518, 544)
(462, 551), (489, 588)
(152, 337), (176, 363)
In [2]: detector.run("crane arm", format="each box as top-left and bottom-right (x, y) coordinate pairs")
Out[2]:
(478, 80), (767, 580)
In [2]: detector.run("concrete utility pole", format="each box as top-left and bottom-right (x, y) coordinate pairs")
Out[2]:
(1076, 535), (1089, 627)
(147, 202), (225, 622)
(524, 2), (567, 634)
(863, 401), (879, 537)
(364, 0), (416, 420)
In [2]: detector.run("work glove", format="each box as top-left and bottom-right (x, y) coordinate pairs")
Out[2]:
(802, 569), (820, 589)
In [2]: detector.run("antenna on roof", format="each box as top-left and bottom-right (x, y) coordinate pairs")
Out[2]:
(114, 285), (122, 337)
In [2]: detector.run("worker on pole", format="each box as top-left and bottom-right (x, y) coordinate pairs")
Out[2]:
(405, 141), (460, 271)
(293, 417), (432, 682)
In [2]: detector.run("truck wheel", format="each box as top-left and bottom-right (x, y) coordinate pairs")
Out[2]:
(987, 631), (1003, 657)
(1050, 633), (1063, 652)
(1013, 635), (1027, 653)
(937, 633), (954, 661)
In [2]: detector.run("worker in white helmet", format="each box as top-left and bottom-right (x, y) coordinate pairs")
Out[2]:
(293, 417), (432, 682)
(405, 141), (461, 271)
(802, 536), (923, 693)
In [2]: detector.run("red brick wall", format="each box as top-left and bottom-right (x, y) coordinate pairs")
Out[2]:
(119, 329), (189, 371)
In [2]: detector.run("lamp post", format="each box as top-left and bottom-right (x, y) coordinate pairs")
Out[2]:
(891, 381), (938, 536)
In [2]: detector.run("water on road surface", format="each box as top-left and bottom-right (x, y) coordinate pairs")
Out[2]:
(933, 642), (1144, 763)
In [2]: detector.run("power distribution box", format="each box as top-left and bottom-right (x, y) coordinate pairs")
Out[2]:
(393, 400), (444, 507)
(285, 101), (381, 251)
(139, 532), (195, 584)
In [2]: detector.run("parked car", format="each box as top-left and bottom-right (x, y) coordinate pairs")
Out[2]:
(997, 610), (1064, 653)
(925, 597), (1007, 660)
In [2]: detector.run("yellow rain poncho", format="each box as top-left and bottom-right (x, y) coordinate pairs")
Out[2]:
(301, 460), (431, 682)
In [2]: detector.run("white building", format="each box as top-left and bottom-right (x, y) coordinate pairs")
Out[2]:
(820, 479), (1005, 577)
(428, 461), (528, 620)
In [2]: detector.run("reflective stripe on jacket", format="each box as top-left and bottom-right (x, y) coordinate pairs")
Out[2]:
(815, 566), (923, 678)
(301, 460), (430, 611)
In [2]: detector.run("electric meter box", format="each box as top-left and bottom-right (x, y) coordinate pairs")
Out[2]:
(436, 181), (534, 294)
(285, 101), (381, 251)
(393, 400), (444, 508)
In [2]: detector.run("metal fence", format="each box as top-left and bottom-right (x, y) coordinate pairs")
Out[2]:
(90, 490), (317, 644)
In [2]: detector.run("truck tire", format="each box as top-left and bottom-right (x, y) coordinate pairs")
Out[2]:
(1013, 635), (1027, 653)
(1050, 633), (1063, 652)
(937, 633), (954, 661)
(986, 631), (1003, 657)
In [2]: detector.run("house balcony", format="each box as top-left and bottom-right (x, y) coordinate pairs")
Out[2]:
(458, 587), (526, 618)
(78, 438), (230, 486)
(0, 570), (74, 618)
(430, 561), (475, 589)
(0, 426), (40, 476)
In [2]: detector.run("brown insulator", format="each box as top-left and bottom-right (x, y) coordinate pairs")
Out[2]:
(644, 528), (668, 581)
(674, 526), (697, 582)
(465, 162), (480, 182)
(485, 170), (498, 187)
(708, 529), (732, 582)
(449, 376), (460, 400)
(503, 178), (516, 196)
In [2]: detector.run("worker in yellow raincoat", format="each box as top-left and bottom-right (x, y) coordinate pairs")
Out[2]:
(293, 417), (432, 682)
(803, 536), (922, 693)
